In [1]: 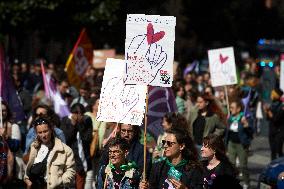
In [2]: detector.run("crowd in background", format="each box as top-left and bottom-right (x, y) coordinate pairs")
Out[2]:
(0, 55), (283, 189)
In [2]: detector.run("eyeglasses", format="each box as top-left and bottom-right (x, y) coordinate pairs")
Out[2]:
(162, 140), (177, 147)
(32, 118), (49, 127)
(121, 129), (134, 134)
(108, 150), (123, 155)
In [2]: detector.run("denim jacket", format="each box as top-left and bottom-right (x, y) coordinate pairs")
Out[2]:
(97, 164), (141, 189)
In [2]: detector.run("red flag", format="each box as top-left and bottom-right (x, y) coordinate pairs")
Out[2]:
(65, 29), (93, 89)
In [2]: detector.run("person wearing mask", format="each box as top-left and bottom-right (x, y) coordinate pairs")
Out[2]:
(97, 137), (141, 189)
(201, 134), (240, 189)
(24, 116), (75, 189)
(140, 128), (203, 189)
(60, 103), (93, 189)
(225, 100), (253, 188)
(263, 88), (284, 160)
(187, 93), (226, 150)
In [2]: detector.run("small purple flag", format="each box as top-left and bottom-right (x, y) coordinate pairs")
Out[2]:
(183, 61), (198, 77)
(146, 86), (177, 139)
(0, 45), (26, 122)
(242, 89), (251, 117)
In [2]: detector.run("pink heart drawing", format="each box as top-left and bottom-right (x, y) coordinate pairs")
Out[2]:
(147, 23), (165, 45)
(219, 54), (229, 64)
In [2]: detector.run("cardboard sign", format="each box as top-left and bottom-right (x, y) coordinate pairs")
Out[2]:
(97, 58), (147, 125)
(124, 14), (176, 87)
(208, 47), (237, 87)
(93, 49), (116, 68)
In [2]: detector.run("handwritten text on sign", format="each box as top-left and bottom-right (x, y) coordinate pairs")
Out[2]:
(124, 14), (176, 87)
(97, 58), (147, 125)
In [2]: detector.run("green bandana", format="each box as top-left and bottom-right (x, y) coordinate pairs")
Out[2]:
(165, 158), (188, 168)
(229, 112), (244, 122)
(109, 161), (137, 171)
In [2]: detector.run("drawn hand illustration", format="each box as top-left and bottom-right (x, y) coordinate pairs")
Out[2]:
(97, 77), (140, 122)
(125, 23), (167, 84)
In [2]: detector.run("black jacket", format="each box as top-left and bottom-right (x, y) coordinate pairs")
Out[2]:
(60, 115), (93, 172)
(149, 159), (203, 189)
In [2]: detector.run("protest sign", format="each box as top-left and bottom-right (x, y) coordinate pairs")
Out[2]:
(97, 58), (147, 125)
(124, 14), (176, 87)
(93, 49), (116, 68)
(208, 47), (237, 87)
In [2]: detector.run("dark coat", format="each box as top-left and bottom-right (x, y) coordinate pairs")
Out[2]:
(149, 159), (203, 189)
(225, 114), (254, 147)
(60, 115), (93, 172)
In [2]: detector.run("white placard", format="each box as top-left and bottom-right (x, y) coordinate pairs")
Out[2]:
(208, 47), (237, 87)
(280, 55), (284, 91)
(97, 58), (147, 125)
(124, 14), (176, 87)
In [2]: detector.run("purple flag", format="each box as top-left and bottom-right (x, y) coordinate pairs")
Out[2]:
(183, 61), (198, 77)
(0, 45), (25, 122)
(41, 63), (70, 118)
(242, 89), (251, 117)
(146, 86), (177, 139)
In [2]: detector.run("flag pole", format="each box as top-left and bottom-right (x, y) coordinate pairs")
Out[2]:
(143, 86), (149, 180)
(224, 85), (230, 116)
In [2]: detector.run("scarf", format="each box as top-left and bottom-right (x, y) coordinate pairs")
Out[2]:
(109, 161), (137, 171)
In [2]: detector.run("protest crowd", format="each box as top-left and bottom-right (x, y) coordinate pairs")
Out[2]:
(1, 17), (284, 189)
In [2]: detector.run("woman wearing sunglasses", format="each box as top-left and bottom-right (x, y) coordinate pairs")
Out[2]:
(24, 116), (75, 189)
(140, 128), (203, 189)
(153, 112), (189, 161)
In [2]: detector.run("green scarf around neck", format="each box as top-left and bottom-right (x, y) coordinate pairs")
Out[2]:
(109, 161), (137, 171)
(166, 158), (188, 168)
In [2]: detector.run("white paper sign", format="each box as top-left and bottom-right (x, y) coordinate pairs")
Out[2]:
(97, 58), (147, 125)
(124, 14), (176, 87)
(208, 47), (237, 87)
(280, 54), (284, 91)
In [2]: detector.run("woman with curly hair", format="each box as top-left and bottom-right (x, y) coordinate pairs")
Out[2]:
(140, 128), (203, 189)
(187, 92), (226, 149)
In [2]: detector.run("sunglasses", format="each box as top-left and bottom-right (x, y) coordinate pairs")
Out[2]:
(32, 118), (49, 127)
(161, 140), (177, 147)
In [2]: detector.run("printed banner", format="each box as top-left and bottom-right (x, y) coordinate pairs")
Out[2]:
(97, 58), (147, 125)
(124, 14), (176, 87)
(208, 47), (237, 87)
